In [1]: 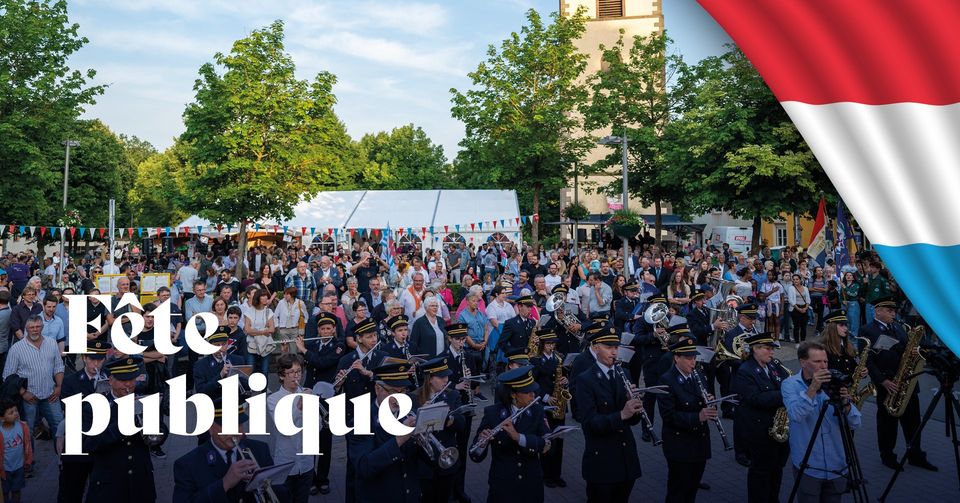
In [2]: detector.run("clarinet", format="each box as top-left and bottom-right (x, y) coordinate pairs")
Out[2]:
(693, 364), (733, 451)
(614, 364), (661, 446)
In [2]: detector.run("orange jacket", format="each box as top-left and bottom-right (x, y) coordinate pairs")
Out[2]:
(0, 420), (33, 479)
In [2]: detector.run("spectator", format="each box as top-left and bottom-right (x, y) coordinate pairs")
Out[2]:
(0, 292), (11, 372)
(286, 261), (317, 312)
(40, 297), (65, 354)
(3, 315), (64, 441)
(9, 287), (41, 342)
(0, 399), (31, 503)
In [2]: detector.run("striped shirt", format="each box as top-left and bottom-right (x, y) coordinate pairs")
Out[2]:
(3, 336), (64, 399)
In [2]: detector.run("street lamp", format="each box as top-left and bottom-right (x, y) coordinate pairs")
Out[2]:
(599, 131), (629, 257)
(59, 140), (80, 281)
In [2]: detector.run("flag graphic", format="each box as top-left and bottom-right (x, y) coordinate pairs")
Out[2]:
(835, 202), (851, 271)
(699, 0), (960, 355)
(806, 197), (827, 266)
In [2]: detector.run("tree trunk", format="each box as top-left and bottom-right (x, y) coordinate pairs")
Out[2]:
(531, 186), (540, 248)
(752, 213), (762, 253)
(654, 200), (663, 247)
(235, 220), (249, 279)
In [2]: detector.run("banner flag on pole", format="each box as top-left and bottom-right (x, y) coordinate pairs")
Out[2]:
(807, 197), (828, 265)
(835, 201), (852, 271)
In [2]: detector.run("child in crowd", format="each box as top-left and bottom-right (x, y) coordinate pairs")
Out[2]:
(0, 399), (32, 503)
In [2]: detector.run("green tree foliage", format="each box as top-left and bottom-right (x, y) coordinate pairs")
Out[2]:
(128, 142), (188, 227)
(0, 0), (105, 225)
(178, 20), (362, 274)
(358, 124), (451, 190)
(667, 48), (832, 250)
(585, 31), (693, 245)
(450, 9), (594, 245)
(63, 120), (132, 231)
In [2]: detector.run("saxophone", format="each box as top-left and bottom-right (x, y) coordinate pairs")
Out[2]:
(551, 356), (572, 420)
(850, 337), (875, 409)
(527, 330), (540, 359)
(768, 358), (793, 442)
(884, 324), (926, 417)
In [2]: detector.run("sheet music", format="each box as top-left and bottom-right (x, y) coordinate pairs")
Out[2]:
(873, 334), (899, 351)
(414, 403), (450, 434)
(620, 332), (636, 346)
(545, 425), (580, 440)
(562, 353), (579, 368)
(696, 346), (716, 363)
(245, 462), (294, 492)
(617, 346), (636, 363)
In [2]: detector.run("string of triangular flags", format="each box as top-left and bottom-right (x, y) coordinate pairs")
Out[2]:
(0, 214), (539, 241)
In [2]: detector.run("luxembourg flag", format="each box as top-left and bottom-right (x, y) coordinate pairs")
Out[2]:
(699, 0), (960, 355)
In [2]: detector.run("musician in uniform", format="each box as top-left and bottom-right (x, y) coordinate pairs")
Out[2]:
(441, 323), (481, 503)
(612, 282), (641, 334)
(820, 310), (859, 377)
(192, 326), (247, 446)
(658, 338), (714, 503)
(571, 327), (643, 503)
(58, 341), (110, 503)
(568, 322), (605, 389)
(732, 332), (791, 503)
(498, 295), (536, 355)
(685, 291), (727, 398)
(719, 303), (757, 466)
(410, 356), (466, 503)
(337, 317), (387, 503)
(531, 329), (569, 488)
(296, 311), (343, 495)
(861, 297), (938, 471)
(382, 314), (413, 360)
(470, 365), (549, 503)
(349, 361), (420, 503)
(81, 355), (157, 503)
(628, 293), (669, 442)
(173, 398), (288, 502)
(541, 284), (582, 356)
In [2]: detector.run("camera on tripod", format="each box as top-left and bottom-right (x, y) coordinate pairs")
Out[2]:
(920, 344), (960, 380)
(822, 369), (853, 402)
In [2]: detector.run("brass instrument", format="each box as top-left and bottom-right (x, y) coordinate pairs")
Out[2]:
(134, 395), (168, 447)
(713, 333), (748, 363)
(545, 292), (583, 343)
(414, 382), (460, 469)
(693, 364), (733, 450)
(469, 396), (542, 457)
(614, 363), (661, 446)
(851, 337), (876, 409)
(768, 359), (793, 442)
(884, 324), (926, 417)
(232, 436), (282, 503)
(708, 291), (742, 348)
(643, 302), (671, 349)
(551, 357), (572, 420)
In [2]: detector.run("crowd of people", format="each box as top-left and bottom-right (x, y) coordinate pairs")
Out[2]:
(0, 233), (945, 502)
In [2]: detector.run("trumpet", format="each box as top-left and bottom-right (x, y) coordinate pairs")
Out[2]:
(469, 396), (542, 458)
(231, 436), (282, 503)
(614, 363), (661, 446)
(408, 385), (460, 470)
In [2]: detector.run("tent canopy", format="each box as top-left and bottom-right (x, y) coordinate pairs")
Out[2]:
(176, 189), (522, 233)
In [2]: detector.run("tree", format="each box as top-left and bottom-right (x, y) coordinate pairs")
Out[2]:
(128, 142), (189, 227)
(584, 31), (693, 245)
(0, 0), (105, 225)
(666, 48), (833, 250)
(358, 124), (451, 190)
(178, 20), (362, 276)
(450, 9), (594, 246)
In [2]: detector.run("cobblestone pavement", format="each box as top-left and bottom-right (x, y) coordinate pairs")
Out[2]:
(25, 340), (960, 502)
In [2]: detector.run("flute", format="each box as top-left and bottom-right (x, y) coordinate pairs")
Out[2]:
(276, 335), (336, 345)
(333, 341), (381, 388)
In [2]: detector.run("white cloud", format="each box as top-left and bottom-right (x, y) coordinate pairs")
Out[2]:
(300, 31), (469, 77)
(363, 2), (449, 34)
(88, 28), (229, 58)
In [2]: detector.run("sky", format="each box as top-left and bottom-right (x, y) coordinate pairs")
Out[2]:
(68, 0), (732, 159)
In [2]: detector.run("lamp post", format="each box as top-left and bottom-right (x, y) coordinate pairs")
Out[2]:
(59, 140), (80, 280)
(599, 131), (629, 257)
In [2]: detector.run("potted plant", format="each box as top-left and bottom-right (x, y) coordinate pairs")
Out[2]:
(607, 209), (645, 239)
(562, 202), (589, 222)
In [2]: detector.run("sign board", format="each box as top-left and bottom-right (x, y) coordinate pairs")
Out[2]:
(94, 274), (125, 294)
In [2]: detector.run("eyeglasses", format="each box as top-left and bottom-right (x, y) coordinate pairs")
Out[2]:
(283, 369), (303, 376)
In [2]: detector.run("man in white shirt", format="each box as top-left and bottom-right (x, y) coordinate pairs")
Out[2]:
(268, 354), (316, 502)
(544, 262), (563, 291)
(400, 273), (427, 319)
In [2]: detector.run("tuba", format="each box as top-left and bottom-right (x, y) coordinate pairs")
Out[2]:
(708, 290), (742, 348)
(883, 324), (926, 417)
(851, 337), (876, 409)
(768, 359), (793, 442)
(643, 302), (671, 348)
(545, 292), (583, 343)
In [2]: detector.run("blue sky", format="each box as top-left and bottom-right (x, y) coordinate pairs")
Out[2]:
(69, 0), (732, 158)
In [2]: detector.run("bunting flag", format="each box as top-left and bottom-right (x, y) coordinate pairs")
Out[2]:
(70, 227), (76, 238)
(492, 220), (497, 229)
(301, 227), (306, 236)
(255, 223), (261, 232)
(226, 224), (233, 232)
(7, 225), (14, 235)
(98, 228), (106, 238)
(27, 226), (35, 237)
(470, 223), (475, 231)
(696, 0), (960, 355)
(533, 214), (539, 222)
(155, 227), (161, 237)
(79, 227), (86, 238)
(310, 227), (315, 236)
(521, 216), (528, 225)
(444, 225), (449, 233)
(455, 224), (460, 233)
(478, 222), (483, 230)
(515, 217), (520, 225)
(39, 226), (46, 237)
(18, 226), (25, 235)
(282, 225), (288, 235)
(500, 219), (505, 228)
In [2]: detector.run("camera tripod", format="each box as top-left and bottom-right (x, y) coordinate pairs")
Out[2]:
(879, 369), (959, 501)
(787, 396), (869, 503)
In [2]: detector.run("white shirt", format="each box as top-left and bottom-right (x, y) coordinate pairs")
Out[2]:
(485, 299), (516, 325)
(544, 274), (562, 291)
(429, 317), (444, 356)
(267, 386), (315, 475)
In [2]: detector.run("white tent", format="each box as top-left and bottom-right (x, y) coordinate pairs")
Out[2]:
(175, 189), (524, 248)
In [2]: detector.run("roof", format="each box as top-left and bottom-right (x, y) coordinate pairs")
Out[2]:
(176, 190), (522, 232)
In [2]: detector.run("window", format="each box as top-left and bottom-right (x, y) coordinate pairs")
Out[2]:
(598, 0), (623, 18)
(487, 232), (511, 247)
(775, 225), (788, 247)
(397, 233), (423, 255)
(442, 232), (466, 248)
(311, 234), (335, 255)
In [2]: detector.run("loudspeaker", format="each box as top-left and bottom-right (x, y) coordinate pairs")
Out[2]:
(590, 229), (601, 242)
(576, 229), (587, 242)
(142, 237), (154, 256)
(162, 236), (174, 254)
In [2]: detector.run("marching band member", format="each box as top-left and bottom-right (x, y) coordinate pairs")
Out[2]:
(192, 326), (245, 446)
(540, 284), (582, 356)
(381, 314), (413, 360)
(81, 355), (157, 503)
(658, 337), (714, 503)
(267, 354), (316, 503)
(337, 317), (385, 503)
(498, 294), (537, 353)
(531, 328), (568, 488)
(862, 297), (937, 471)
(441, 323), (482, 503)
(173, 397), (288, 502)
(58, 341), (111, 503)
(470, 365), (549, 503)
(612, 281), (641, 334)
(349, 362), (420, 503)
(568, 322), (605, 388)
(572, 327), (642, 503)
(720, 303), (758, 466)
(732, 332), (790, 503)
(820, 310), (859, 377)
(296, 311), (343, 495)
(629, 293), (669, 442)
(410, 356), (466, 503)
